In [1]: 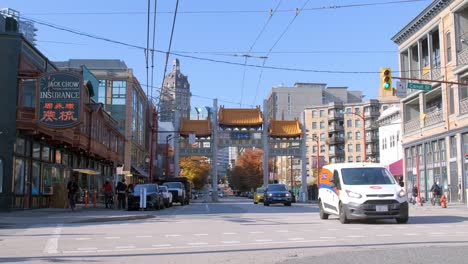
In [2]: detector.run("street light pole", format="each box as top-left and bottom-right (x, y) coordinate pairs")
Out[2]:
(148, 106), (157, 183)
(165, 134), (172, 177)
(290, 156), (294, 191)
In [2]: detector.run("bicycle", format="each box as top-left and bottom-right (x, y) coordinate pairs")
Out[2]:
(430, 193), (441, 206)
(105, 192), (115, 209)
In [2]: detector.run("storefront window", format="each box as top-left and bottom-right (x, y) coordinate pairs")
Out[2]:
(42, 146), (50, 162)
(32, 162), (40, 195)
(42, 165), (53, 195)
(0, 158), (3, 193)
(55, 149), (61, 164)
(14, 138), (26, 155)
(32, 143), (41, 159)
(21, 79), (36, 108)
(13, 158), (25, 195)
(62, 152), (69, 166)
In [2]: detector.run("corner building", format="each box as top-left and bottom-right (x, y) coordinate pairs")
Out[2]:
(393, 0), (468, 202)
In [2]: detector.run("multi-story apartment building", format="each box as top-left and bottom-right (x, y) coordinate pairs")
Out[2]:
(0, 8), (37, 45)
(159, 59), (191, 123)
(304, 99), (381, 168)
(55, 59), (151, 182)
(392, 0), (468, 202)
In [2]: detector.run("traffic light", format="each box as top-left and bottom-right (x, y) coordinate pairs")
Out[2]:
(381, 67), (392, 90)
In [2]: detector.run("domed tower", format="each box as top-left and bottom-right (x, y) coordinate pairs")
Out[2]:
(159, 59), (191, 122)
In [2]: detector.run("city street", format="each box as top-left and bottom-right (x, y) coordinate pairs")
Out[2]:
(2, 197), (468, 264)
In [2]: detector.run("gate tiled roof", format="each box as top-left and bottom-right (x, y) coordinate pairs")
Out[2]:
(218, 106), (263, 126)
(269, 119), (302, 137)
(180, 119), (212, 137)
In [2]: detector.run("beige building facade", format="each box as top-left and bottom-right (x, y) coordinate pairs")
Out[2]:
(392, 0), (468, 202)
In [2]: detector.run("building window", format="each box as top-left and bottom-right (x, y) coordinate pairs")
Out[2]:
(98, 79), (107, 104)
(312, 110), (317, 118)
(348, 144), (353, 152)
(356, 144), (361, 152)
(355, 119), (361, 127)
(13, 158), (25, 195)
(21, 79), (36, 107)
(390, 135), (395, 147)
(320, 122), (325, 129)
(347, 132), (352, 140)
(348, 156), (353, 162)
(320, 110), (325, 118)
(312, 122), (317, 129)
(356, 156), (361, 162)
(346, 120), (352, 128)
(383, 105), (388, 110)
(450, 136), (457, 158)
(446, 32), (452, 63)
(320, 145), (325, 153)
(449, 85), (454, 115)
(354, 108), (360, 114)
(313, 146), (317, 153)
(112, 80), (126, 105)
(320, 133), (325, 141)
(345, 107), (352, 114)
(355, 131), (361, 140)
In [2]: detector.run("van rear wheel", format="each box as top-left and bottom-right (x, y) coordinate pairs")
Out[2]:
(339, 202), (349, 224)
(319, 201), (329, 220)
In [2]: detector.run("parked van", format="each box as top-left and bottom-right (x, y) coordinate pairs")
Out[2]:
(318, 163), (408, 224)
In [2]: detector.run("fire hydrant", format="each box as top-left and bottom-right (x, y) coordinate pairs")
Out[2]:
(440, 194), (447, 208)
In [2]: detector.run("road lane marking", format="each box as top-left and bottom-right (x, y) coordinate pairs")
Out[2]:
(77, 247), (97, 251)
(288, 238), (304, 241)
(276, 230), (289, 233)
(43, 224), (63, 254)
(194, 234), (208, 236)
(223, 232), (236, 235)
(136, 235), (153, 238)
(165, 234), (181, 237)
(346, 235), (364, 238)
(188, 242), (208, 246)
(105, 237), (120, 239)
(116, 246), (136, 249)
(403, 233), (418, 236)
(348, 228), (363, 230)
(319, 236), (336, 239)
(327, 228), (339, 231)
(75, 238), (91, 241)
(152, 244), (172, 247)
(222, 241), (240, 244)
(249, 231), (264, 234)
(376, 234), (392, 237)
(429, 232), (446, 235)
(255, 239), (273, 242)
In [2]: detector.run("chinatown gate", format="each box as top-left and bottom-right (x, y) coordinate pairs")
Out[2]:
(172, 99), (308, 202)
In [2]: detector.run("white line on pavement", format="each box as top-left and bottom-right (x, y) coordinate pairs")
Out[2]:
(276, 230), (289, 233)
(194, 234), (208, 236)
(403, 233), (418, 236)
(152, 244), (172, 247)
(222, 241), (240, 244)
(319, 236), (336, 239)
(116, 246), (136, 249)
(223, 232), (236, 235)
(136, 235), (153, 238)
(43, 224), (63, 255)
(288, 238), (304, 241)
(75, 238), (91, 241)
(255, 239), (272, 242)
(105, 237), (120, 239)
(346, 235), (365, 238)
(429, 232), (446, 235)
(376, 234), (392, 237)
(165, 234), (181, 237)
(188, 242), (208, 246)
(77, 247), (97, 251)
(249, 231), (264, 234)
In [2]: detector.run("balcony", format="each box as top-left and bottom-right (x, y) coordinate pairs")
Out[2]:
(457, 47), (468, 66)
(328, 112), (344, 120)
(365, 134), (379, 142)
(366, 147), (378, 155)
(328, 124), (344, 132)
(424, 108), (443, 127)
(404, 118), (420, 134)
(364, 111), (379, 118)
(328, 137), (344, 145)
(329, 149), (344, 157)
(461, 97), (468, 115)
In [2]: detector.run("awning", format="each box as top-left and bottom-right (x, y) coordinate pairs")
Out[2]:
(388, 159), (403, 176)
(73, 168), (101, 175)
(131, 165), (149, 178)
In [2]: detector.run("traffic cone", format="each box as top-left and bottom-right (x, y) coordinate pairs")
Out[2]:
(440, 194), (447, 208)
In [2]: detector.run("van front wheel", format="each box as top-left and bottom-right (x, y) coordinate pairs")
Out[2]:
(339, 202), (349, 224)
(319, 201), (329, 220)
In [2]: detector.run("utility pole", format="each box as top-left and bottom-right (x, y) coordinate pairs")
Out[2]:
(149, 106), (157, 183)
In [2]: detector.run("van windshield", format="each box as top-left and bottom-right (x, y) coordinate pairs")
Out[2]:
(341, 168), (396, 185)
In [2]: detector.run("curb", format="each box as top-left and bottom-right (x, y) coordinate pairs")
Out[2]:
(71, 214), (156, 224)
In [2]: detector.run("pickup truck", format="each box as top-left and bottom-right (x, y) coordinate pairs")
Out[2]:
(163, 181), (188, 205)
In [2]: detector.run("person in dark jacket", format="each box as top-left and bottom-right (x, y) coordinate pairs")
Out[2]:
(116, 179), (127, 209)
(67, 177), (79, 211)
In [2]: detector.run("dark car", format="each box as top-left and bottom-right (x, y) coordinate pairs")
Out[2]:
(128, 184), (163, 210)
(264, 184), (292, 206)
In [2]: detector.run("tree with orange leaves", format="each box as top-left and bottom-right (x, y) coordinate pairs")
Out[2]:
(180, 157), (210, 190)
(228, 149), (270, 192)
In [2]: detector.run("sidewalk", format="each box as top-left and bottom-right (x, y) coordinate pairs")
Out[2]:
(0, 203), (156, 227)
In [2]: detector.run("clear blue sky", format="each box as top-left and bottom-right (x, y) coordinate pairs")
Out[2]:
(4, 0), (430, 109)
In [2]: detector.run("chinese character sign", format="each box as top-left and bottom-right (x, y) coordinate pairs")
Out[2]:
(38, 72), (82, 128)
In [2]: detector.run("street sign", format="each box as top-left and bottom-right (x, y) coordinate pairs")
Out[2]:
(396, 81), (407, 98)
(407, 82), (432, 91)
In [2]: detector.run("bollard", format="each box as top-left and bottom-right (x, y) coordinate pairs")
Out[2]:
(93, 191), (97, 208)
(84, 190), (88, 208)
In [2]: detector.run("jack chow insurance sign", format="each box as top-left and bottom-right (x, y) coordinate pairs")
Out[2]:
(38, 72), (82, 128)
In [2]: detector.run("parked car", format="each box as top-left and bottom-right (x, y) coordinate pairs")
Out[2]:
(263, 184), (292, 206)
(128, 184), (163, 210)
(163, 181), (187, 205)
(253, 187), (266, 204)
(158, 185), (173, 208)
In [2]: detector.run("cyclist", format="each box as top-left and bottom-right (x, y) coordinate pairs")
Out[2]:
(430, 181), (442, 205)
(103, 179), (114, 208)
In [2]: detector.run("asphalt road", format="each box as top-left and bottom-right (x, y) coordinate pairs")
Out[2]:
(1, 197), (468, 264)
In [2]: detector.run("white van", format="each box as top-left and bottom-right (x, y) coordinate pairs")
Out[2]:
(318, 163), (408, 224)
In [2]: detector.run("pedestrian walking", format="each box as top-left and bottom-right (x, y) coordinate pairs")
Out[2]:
(67, 177), (79, 211)
(116, 178), (127, 209)
(127, 184), (134, 210)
